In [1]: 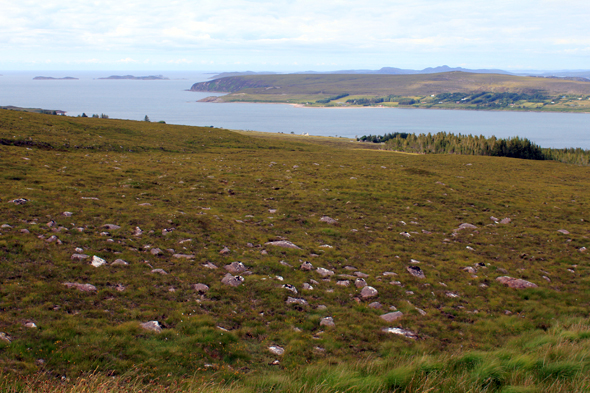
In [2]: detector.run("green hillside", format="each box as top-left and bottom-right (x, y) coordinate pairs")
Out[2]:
(1, 109), (589, 392)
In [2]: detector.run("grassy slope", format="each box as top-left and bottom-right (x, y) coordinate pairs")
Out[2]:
(189, 72), (590, 111)
(0, 110), (589, 391)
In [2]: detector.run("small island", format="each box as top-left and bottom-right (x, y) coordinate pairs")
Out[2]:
(98, 75), (169, 80)
(33, 76), (78, 80)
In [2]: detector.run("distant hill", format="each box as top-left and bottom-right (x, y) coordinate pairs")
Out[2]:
(33, 76), (78, 80)
(98, 75), (169, 80)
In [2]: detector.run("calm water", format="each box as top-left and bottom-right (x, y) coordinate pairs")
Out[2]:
(1, 70), (589, 149)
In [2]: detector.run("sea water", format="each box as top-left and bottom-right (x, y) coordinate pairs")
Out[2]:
(0, 70), (588, 149)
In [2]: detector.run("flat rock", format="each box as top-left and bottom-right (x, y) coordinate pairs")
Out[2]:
(300, 261), (313, 271)
(406, 265), (425, 278)
(193, 283), (209, 293)
(336, 280), (350, 287)
(71, 253), (89, 261)
(280, 260), (292, 267)
(219, 246), (231, 255)
(458, 223), (477, 230)
(462, 266), (477, 274)
(268, 345), (284, 356)
(225, 261), (247, 274)
(380, 311), (404, 322)
(150, 248), (163, 256)
(63, 282), (97, 292)
(140, 321), (162, 333)
(360, 286), (378, 299)
(283, 284), (298, 294)
(0, 332), (12, 343)
(320, 317), (335, 327)
(286, 297), (308, 306)
(496, 276), (538, 289)
(320, 216), (338, 224)
(500, 218), (512, 224)
(557, 229), (570, 235)
(112, 259), (129, 266)
(368, 302), (382, 309)
(173, 253), (195, 259)
(103, 224), (121, 230)
(382, 327), (418, 339)
(302, 283), (314, 290)
(8, 198), (28, 205)
(221, 273), (244, 287)
(91, 256), (107, 268)
(355, 278), (367, 288)
(151, 268), (168, 275)
(316, 267), (334, 277)
(264, 240), (302, 249)
(355, 272), (369, 278)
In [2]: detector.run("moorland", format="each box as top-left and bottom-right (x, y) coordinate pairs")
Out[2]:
(0, 109), (589, 392)
(190, 72), (590, 112)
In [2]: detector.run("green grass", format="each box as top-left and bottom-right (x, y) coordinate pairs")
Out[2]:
(1, 109), (590, 391)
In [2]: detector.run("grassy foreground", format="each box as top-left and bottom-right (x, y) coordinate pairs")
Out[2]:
(1, 110), (589, 392)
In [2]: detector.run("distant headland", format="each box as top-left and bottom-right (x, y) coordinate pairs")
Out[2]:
(97, 75), (169, 80)
(33, 76), (79, 80)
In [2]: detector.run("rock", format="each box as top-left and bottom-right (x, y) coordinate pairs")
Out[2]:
(133, 227), (143, 236)
(219, 246), (231, 255)
(63, 282), (97, 292)
(24, 322), (37, 328)
(302, 283), (314, 290)
(406, 265), (425, 279)
(360, 286), (378, 299)
(62, 211), (73, 217)
(173, 253), (195, 259)
(140, 321), (162, 333)
(446, 292), (460, 298)
(91, 256), (107, 267)
(320, 317), (335, 327)
(466, 246), (475, 251)
(0, 332), (12, 343)
(150, 248), (163, 256)
(355, 278), (367, 288)
(47, 220), (56, 228)
(458, 223), (477, 230)
(203, 262), (218, 269)
(286, 297), (308, 306)
(1, 224), (12, 229)
(319, 244), (333, 248)
(543, 276), (551, 282)
(316, 305), (327, 310)
(355, 271), (369, 278)
(114, 284), (126, 292)
(151, 268), (168, 275)
(20, 229), (30, 234)
(71, 253), (89, 261)
(300, 261), (313, 271)
(264, 240), (302, 249)
(383, 272), (397, 276)
(193, 283), (209, 293)
(280, 260), (292, 267)
(500, 218), (511, 224)
(400, 232), (411, 238)
(320, 216), (338, 224)
(221, 273), (244, 287)
(111, 259), (129, 266)
(462, 266), (477, 274)
(579, 247), (587, 252)
(8, 198), (28, 205)
(103, 224), (121, 230)
(268, 346), (284, 356)
(225, 261), (247, 274)
(380, 311), (403, 323)
(336, 280), (350, 287)
(557, 229), (570, 235)
(496, 276), (538, 289)
(316, 267), (334, 277)
(138, 203), (152, 206)
(368, 302), (382, 309)
(283, 284), (298, 294)
(310, 279), (319, 285)
(382, 327), (418, 339)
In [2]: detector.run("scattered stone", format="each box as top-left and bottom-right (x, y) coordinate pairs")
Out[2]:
(320, 216), (338, 224)
(20, 229), (30, 234)
(319, 244), (333, 248)
(390, 281), (402, 286)
(336, 280), (350, 287)
(286, 297), (308, 306)
(415, 307), (427, 316)
(355, 278), (367, 288)
(0, 332), (12, 343)
(557, 229), (570, 235)
(457, 223), (477, 230)
(355, 272), (369, 278)
(24, 322), (37, 328)
(283, 284), (298, 294)
(81, 197), (99, 200)
(150, 248), (163, 256)
(300, 261), (313, 271)
(63, 282), (97, 292)
(579, 247), (586, 252)
(466, 246), (475, 251)
(91, 256), (106, 267)
(280, 260), (292, 267)
(316, 305), (327, 310)
(380, 311), (403, 323)
(382, 327), (418, 339)
(71, 253), (89, 261)
(360, 286), (378, 299)
(462, 266), (477, 274)
(138, 203), (152, 206)
(400, 232), (411, 238)
(446, 292), (460, 298)
(500, 218), (511, 224)
(151, 269), (168, 275)
(316, 267), (334, 277)
(133, 227), (143, 236)
(302, 283), (314, 290)
(225, 261), (247, 274)
(193, 283), (209, 293)
(368, 302), (382, 309)
(383, 272), (397, 276)
(103, 224), (121, 230)
(320, 317), (335, 327)
(173, 254), (195, 259)
(406, 265), (425, 279)
(268, 346), (284, 356)
(264, 240), (302, 249)
(310, 279), (319, 285)
(496, 276), (538, 289)
(1, 224), (12, 229)
(47, 220), (56, 228)
(221, 273), (244, 287)
(114, 284), (126, 292)
(140, 321), (162, 333)
(220, 246), (231, 255)
(111, 259), (129, 266)
(203, 262), (218, 269)
(8, 198), (28, 205)
(490, 216), (499, 222)
(543, 276), (551, 282)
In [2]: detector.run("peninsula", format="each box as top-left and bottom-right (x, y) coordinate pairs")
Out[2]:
(98, 75), (169, 80)
(191, 72), (590, 112)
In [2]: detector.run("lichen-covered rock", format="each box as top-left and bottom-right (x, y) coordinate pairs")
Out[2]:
(316, 267), (334, 277)
(282, 284), (298, 294)
(336, 280), (350, 287)
(193, 283), (209, 293)
(225, 261), (247, 274)
(496, 276), (538, 289)
(300, 261), (313, 271)
(368, 302), (382, 309)
(406, 265), (425, 279)
(286, 297), (308, 306)
(320, 216), (338, 224)
(380, 311), (403, 322)
(221, 273), (244, 287)
(91, 256), (106, 267)
(360, 286), (378, 299)
(268, 345), (284, 356)
(355, 278), (367, 288)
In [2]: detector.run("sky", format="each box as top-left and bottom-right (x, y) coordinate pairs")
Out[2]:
(1, 0), (589, 72)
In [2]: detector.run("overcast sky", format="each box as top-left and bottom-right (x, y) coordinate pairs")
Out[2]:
(1, 0), (589, 71)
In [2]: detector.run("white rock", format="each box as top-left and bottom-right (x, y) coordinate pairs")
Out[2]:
(91, 256), (107, 267)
